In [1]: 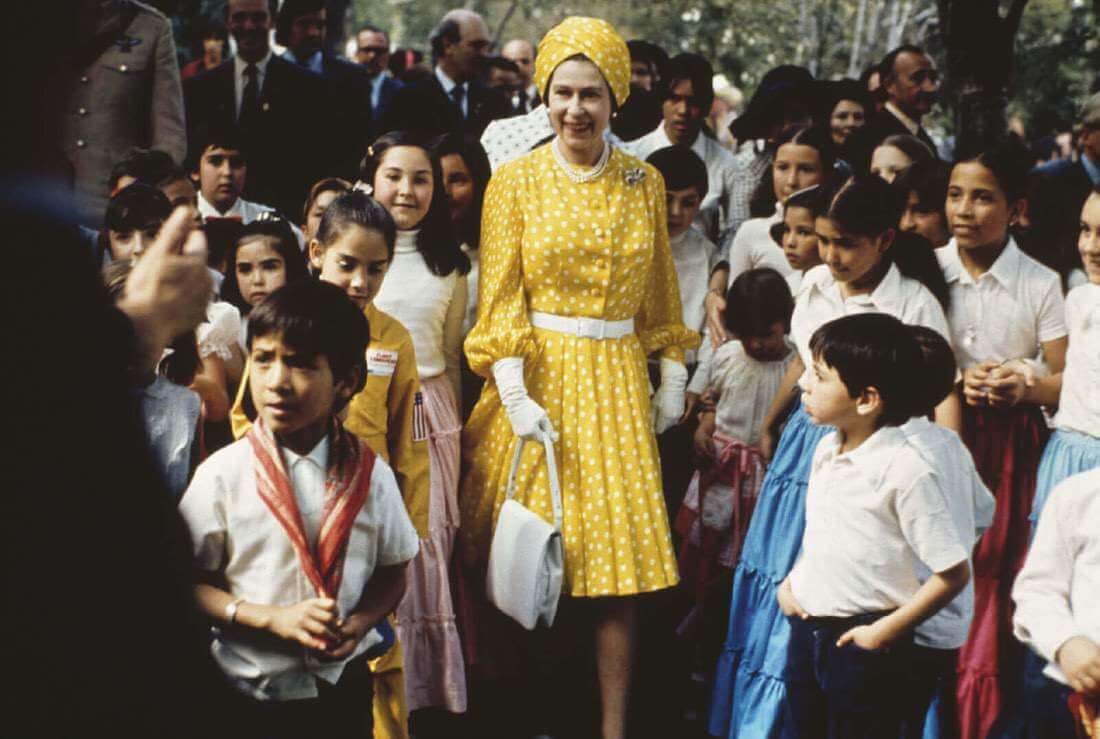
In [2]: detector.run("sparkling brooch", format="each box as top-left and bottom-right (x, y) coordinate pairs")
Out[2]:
(624, 168), (646, 186)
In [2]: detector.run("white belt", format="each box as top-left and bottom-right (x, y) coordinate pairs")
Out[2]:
(529, 311), (634, 340)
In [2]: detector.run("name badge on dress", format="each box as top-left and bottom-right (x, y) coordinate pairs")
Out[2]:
(367, 349), (398, 376)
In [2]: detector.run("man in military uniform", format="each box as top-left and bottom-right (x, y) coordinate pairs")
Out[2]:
(67, 0), (186, 228)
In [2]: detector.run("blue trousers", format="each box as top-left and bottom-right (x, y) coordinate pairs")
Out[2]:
(785, 612), (914, 739)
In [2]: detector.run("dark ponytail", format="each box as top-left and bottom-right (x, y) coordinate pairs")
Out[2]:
(824, 174), (949, 311)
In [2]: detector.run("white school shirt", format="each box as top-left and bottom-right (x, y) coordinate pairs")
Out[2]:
(373, 230), (466, 391)
(1013, 467), (1100, 686)
(688, 339), (794, 445)
(1054, 282), (1100, 437)
(790, 262), (952, 387)
(178, 435), (420, 701)
(722, 203), (791, 286)
(785, 270), (803, 297)
(197, 193), (307, 248)
(936, 238), (1066, 370)
(626, 123), (738, 242)
(670, 227), (717, 364)
(902, 416), (996, 649)
(789, 426), (969, 617)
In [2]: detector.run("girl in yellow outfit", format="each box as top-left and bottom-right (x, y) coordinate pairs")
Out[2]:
(230, 190), (428, 739)
(459, 17), (698, 739)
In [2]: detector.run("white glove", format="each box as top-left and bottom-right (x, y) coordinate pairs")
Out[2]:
(492, 357), (558, 442)
(652, 358), (689, 435)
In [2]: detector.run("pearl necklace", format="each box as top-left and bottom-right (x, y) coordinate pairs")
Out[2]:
(552, 137), (610, 184)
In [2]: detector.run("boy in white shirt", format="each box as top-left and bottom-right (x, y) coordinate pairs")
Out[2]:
(179, 280), (419, 737)
(1013, 466), (1100, 737)
(189, 120), (305, 246)
(645, 145), (717, 368)
(900, 326), (995, 737)
(776, 313), (971, 738)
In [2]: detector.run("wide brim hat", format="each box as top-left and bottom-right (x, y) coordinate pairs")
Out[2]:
(730, 65), (816, 141)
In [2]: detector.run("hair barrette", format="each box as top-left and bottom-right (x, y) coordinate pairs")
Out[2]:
(352, 181), (374, 196)
(254, 210), (287, 224)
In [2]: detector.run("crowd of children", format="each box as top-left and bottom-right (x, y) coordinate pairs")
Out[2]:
(73, 10), (1100, 738)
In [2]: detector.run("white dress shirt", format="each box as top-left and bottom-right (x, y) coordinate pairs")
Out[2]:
(902, 416), (996, 649)
(435, 65), (467, 118)
(936, 238), (1066, 370)
(789, 426), (969, 617)
(374, 230), (466, 394)
(723, 203), (791, 287)
(1054, 282), (1100, 437)
(179, 435), (420, 700)
(688, 338), (795, 445)
(785, 270), (804, 297)
(234, 50), (272, 118)
(626, 123), (739, 242)
(670, 227), (717, 364)
(790, 262), (952, 386)
(197, 193), (306, 248)
(1013, 466), (1100, 686)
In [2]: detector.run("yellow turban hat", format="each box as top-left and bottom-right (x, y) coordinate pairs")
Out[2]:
(534, 17), (631, 109)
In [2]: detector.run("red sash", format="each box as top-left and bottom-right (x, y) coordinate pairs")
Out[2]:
(247, 418), (375, 599)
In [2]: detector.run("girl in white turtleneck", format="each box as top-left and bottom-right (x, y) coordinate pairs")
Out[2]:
(364, 132), (471, 714)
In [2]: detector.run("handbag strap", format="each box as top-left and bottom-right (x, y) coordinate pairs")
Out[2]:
(504, 432), (562, 532)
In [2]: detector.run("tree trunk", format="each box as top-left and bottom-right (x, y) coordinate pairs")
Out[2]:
(848, 0), (870, 77)
(938, 0), (1028, 154)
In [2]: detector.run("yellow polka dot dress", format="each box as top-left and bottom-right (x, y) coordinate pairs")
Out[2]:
(461, 143), (699, 597)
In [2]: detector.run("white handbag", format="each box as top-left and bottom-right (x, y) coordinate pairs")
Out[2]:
(486, 431), (564, 630)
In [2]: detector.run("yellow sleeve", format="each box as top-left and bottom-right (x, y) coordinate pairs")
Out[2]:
(387, 334), (431, 539)
(229, 357), (253, 439)
(635, 164), (701, 362)
(462, 161), (536, 377)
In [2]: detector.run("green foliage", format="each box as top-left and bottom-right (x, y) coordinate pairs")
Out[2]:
(343, 0), (1094, 136)
(1010, 0), (1099, 135)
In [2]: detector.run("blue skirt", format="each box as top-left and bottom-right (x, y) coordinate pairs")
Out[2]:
(708, 400), (832, 739)
(1031, 427), (1100, 530)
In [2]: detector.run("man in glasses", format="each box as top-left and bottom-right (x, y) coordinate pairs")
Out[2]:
(846, 44), (941, 173)
(356, 25), (403, 128)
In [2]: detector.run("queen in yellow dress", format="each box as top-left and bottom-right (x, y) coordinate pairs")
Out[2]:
(459, 17), (698, 738)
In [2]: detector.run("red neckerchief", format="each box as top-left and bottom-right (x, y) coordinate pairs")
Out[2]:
(247, 417), (375, 599)
(1069, 693), (1100, 738)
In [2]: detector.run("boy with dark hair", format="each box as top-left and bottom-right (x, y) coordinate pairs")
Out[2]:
(630, 53), (737, 243)
(188, 120), (306, 244)
(777, 313), (971, 738)
(104, 183), (173, 263)
(179, 280), (418, 738)
(647, 145), (715, 363)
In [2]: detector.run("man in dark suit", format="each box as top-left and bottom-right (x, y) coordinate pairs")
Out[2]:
(502, 39), (540, 113)
(183, 0), (329, 218)
(380, 9), (512, 138)
(1027, 93), (1100, 278)
(356, 25), (403, 128)
(277, 0), (372, 180)
(844, 44), (940, 173)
